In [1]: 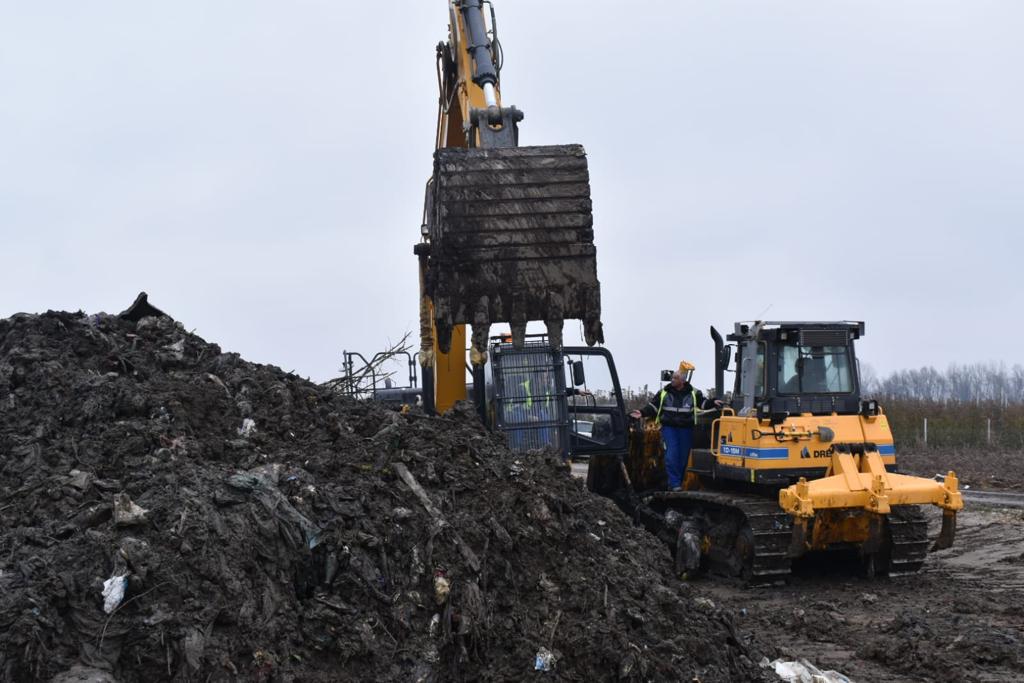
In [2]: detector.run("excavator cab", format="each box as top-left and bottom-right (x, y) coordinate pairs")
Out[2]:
(489, 336), (627, 461)
(490, 337), (570, 453)
(562, 347), (629, 459)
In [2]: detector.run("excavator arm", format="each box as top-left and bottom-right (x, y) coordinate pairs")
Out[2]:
(417, 1), (603, 414)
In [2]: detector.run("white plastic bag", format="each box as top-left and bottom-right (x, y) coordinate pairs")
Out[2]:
(102, 574), (128, 614)
(534, 647), (556, 672)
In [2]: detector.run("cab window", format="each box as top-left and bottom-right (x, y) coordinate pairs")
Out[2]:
(777, 344), (853, 394)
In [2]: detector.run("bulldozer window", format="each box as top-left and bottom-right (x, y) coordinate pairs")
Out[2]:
(777, 344), (853, 394)
(734, 343), (766, 400)
(755, 343), (766, 397)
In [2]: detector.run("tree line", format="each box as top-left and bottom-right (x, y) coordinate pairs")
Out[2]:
(862, 363), (1024, 405)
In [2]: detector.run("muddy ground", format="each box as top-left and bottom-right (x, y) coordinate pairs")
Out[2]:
(707, 505), (1024, 683)
(572, 450), (1024, 682)
(898, 448), (1024, 492)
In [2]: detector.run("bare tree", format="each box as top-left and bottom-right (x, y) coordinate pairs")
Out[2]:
(873, 362), (1024, 404)
(860, 362), (879, 397)
(323, 332), (415, 398)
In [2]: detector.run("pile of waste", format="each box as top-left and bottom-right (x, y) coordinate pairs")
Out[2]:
(0, 296), (768, 682)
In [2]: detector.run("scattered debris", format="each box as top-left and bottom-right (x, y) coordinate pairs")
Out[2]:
(50, 664), (119, 683)
(118, 291), (169, 322)
(112, 493), (148, 526)
(765, 658), (851, 683)
(101, 574), (128, 614)
(694, 596), (716, 612)
(534, 647), (556, 672)
(432, 571), (450, 606)
(238, 417), (256, 437)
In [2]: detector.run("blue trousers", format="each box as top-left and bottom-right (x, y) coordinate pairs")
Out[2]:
(662, 426), (693, 489)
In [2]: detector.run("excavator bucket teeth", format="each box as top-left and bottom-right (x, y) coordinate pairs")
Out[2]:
(425, 144), (603, 352)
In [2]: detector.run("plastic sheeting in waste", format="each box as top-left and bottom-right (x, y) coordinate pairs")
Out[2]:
(769, 658), (852, 683)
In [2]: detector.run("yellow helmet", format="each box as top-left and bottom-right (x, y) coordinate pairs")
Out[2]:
(677, 360), (695, 383)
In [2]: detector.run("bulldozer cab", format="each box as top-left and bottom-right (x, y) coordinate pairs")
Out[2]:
(725, 321), (867, 419)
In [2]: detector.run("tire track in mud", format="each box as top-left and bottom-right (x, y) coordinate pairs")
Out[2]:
(962, 489), (1024, 510)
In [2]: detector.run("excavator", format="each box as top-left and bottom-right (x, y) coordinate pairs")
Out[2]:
(415, 0), (602, 417)
(415, 2), (963, 581)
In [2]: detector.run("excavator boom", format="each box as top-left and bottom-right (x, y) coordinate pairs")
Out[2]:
(418, 1), (602, 413)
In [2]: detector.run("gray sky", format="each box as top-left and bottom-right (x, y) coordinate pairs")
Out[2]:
(2, 1), (1021, 392)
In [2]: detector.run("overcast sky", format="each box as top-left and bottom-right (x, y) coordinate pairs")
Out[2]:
(2, 1), (1021, 392)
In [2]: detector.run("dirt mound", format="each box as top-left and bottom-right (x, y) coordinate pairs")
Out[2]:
(0, 302), (766, 682)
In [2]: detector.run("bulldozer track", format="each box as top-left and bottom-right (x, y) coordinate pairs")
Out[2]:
(886, 504), (930, 576)
(648, 493), (934, 582)
(651, 489), (794, 584)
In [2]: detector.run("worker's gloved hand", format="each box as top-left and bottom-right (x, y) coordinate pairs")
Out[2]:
(629, 410), (642, 419)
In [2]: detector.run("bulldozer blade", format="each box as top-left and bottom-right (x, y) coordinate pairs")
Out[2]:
(424, 144), (603, 353)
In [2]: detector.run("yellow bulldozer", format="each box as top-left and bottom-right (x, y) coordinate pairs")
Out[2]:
(414, 3), (962, 582)
(588, 322), (963, 581)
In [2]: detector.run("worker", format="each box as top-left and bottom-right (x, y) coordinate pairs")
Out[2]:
(781, 353), (828, 394)
(505, 366), (559, 451)
(630, 364), (720, 491)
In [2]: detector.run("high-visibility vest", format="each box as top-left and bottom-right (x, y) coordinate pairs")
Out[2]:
(519, 378), (553, 412)
(655, 388), (698, 426)
(521, 379), (533, 409)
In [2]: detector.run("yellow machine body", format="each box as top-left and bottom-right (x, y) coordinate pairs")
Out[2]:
(709, 411), (896, 481)
(710, 409), (962, 553)
(425, 4), (496, 414)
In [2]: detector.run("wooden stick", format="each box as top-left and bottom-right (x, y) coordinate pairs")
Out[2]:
(393, 463), (444, 520)
(547, 610), (561, 647)
(393, 463), (481, 573)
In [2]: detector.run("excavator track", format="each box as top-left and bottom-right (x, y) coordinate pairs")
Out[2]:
(885, 505), (930, 576)
(649, 490), (794, 585)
